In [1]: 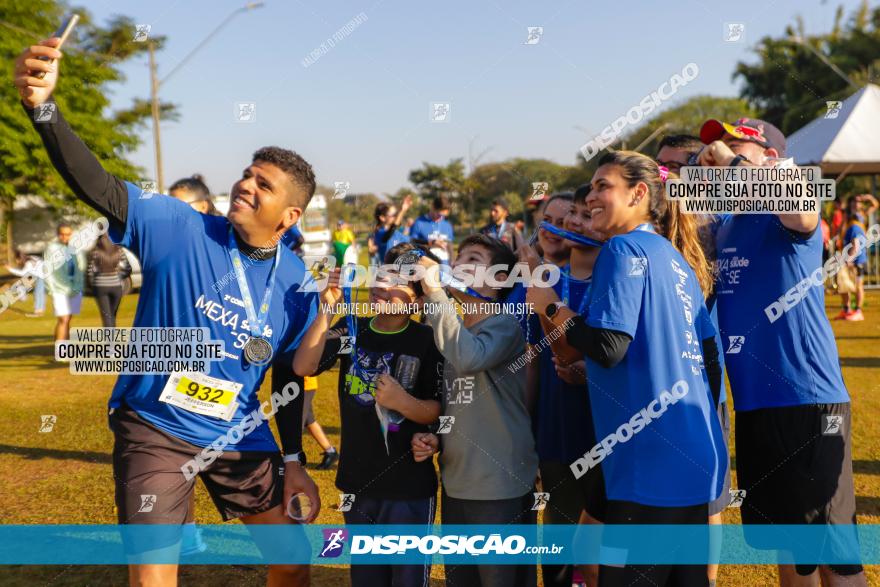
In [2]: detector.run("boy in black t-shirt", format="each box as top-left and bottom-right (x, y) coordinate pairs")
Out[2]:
(294, 242), (443, 587)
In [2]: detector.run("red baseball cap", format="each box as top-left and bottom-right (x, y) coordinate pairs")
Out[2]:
(699, 117), (786, 157)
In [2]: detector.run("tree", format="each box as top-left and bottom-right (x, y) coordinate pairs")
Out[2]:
(0, 0), (176, 258)
(408, 158), (467, 224)
(734, 1), (880, 134)
(572, 95), (758, 177)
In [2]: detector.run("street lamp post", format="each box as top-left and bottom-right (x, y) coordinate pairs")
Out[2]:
(148, 2), (264, 193)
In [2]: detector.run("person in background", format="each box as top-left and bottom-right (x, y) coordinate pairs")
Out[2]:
(332, 220), (356, 267)
(514, 218), (526, 239)
(370, 196), (413, 265)
(409, 195), (454, 264)
(537, 193), (575, 267)
(830, 198), (846, 240)
(6, 248), (46, 317)
(87, 234), (132, 328)
(168, 174), (221, 216)
(699, 116), (867, 586)
(301, 375), (339, 470)
(835, 196), (870, 321)
(480, 197), (525, 252)
(655, 134), (703, 174)
(46, 223), (86, 341)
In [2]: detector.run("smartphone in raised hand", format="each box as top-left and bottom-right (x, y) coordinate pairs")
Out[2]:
(35, 14), (79, 80)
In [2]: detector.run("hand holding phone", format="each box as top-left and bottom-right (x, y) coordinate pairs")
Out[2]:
(35, 15), (79, 79)
(13, 15), (78, 108)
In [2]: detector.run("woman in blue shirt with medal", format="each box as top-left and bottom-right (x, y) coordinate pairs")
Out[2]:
(528, 151), (725, 587)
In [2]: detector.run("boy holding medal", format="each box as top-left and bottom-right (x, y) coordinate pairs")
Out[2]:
(294, 243), (444, 587)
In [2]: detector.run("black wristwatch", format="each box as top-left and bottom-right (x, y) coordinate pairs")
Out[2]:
(545, 301), (564, 319)
(729, 154), (750, 166)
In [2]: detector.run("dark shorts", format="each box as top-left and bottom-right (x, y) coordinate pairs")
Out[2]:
(343, 495), (436, 587)
(854, 263), (867, 277)
(540, 459), (607, 525)
(708, 400), (732, 516)
(599, 500), (709, 587)
(110, 405), (284, 525)
(735, 402), (862, 576)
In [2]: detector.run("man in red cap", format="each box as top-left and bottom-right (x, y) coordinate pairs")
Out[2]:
(700, 117), (866, 586)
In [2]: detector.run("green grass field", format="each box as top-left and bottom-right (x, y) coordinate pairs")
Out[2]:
(0, 288), (877, 586)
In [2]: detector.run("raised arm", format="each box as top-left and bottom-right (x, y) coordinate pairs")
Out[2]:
(14, 38), (128, 230)
(292, 268), (343, 376)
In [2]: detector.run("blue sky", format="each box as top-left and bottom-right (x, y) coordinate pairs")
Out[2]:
(80, 0), (865, 196)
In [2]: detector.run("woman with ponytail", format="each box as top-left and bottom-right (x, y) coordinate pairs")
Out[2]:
(526, 150), (725, 587)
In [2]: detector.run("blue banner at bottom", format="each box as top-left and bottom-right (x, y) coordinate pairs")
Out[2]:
(0, 524), (876, 565)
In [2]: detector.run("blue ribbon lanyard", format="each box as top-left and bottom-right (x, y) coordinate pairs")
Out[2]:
(227, 226), (280, 344)
(561, 266), (590, 316)
(342, 264), (370, 379)
(539, 221), (604, 248)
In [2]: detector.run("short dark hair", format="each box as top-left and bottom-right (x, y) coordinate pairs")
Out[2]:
(252, 146), (316, 209)
(432, 195), (450, 211)
(169, 174), (210, 200)
(573, 184), (591, 206)
(657, 134), (702, 155)
(57, 222), (72, 233)
(457, 234), (518, 300)
(385, 242), (429, 297)
(492, 197), (509, 212)
(374, 202), (391, 225)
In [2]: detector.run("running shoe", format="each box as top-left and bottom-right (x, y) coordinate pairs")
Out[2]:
(316, 450), (339, 470)
(833, 309), (852, 320)
(845, 309), (865, 321)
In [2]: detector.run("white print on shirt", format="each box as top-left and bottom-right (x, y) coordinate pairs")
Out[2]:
(713, 249), (750, 295)
(445, 376), (474, 405)
(194, 294), (273, 353)
(670, 260), (704, 373)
